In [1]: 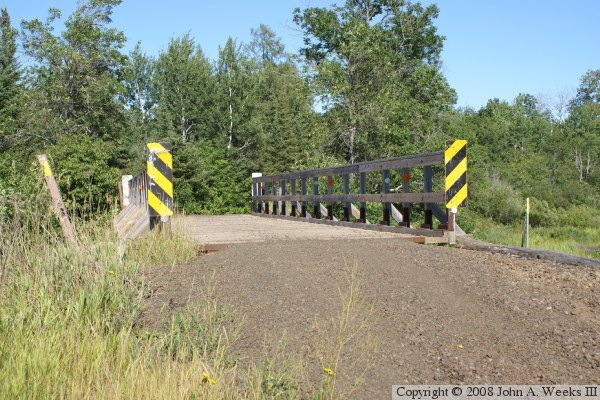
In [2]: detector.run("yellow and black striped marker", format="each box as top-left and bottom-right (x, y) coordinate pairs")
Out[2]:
(146, 142), (173, 219)
(445, 140), (468, 209)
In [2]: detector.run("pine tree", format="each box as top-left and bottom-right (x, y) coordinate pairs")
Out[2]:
(0, 8), (20, 149)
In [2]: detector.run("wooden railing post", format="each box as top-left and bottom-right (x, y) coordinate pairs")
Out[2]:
(265, 181), (270, 214)
(281, 178), (287, 216)
(313, 176), (320, 219)
(423, 166), (433, 228)
(359, 172), (366, 222)
(342, 174), (350, 221)
(447, 207), (456, 245)
(251, 172), (262, 213)
(291, 179), (297, 217)
(301, 178), (307, 218)
(401, 167), (410, 227)
(382, 169), (391, 225)
(258, 180), (263, 213)
(326, 176), (333, 220)
(272, 180), (277, 215)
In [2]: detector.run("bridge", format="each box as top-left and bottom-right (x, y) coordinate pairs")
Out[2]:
(116, 141), (469, 247)
(113, 142), (598, 397)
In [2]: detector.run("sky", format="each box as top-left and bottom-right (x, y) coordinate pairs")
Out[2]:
(2, 0), (599, 110)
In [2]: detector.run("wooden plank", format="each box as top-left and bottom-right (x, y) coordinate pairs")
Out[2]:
(358, 192), (445, 203)
(390, 204), (403, 224)
(351, 203), (370, 224)
(252, 151), (444, 182)
(359, 171), (366, 221)
(320, 203), (338, 221)
(293, 164), (359, 180)
(301, 177), (307, 218)
(254, 192), (444, 203)
(326, 175), (333, 220)
(423, 166), (433, 227)
(252, 212), (446, 238)
(313, 176), (320, 218)
(402, 167), (411, 226)
(382, 169), (390, 225)
(358, 152), (444, 173)
(342, 174), (350, 221)
(280, 179), (286, 215)
(37, 155), (77, 245)
(290, 178), (297, 217)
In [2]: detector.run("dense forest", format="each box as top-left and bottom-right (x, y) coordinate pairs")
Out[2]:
(0, 0), (598, 254)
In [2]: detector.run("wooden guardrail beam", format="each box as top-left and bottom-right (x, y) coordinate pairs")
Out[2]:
(253, 192), (445, 204)
(251, 151), (444, 183)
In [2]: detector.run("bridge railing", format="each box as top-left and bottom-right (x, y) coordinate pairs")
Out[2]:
(251, 141), (467, 243)
(115, 143), (173, 239)
(128, 170), (148, 208)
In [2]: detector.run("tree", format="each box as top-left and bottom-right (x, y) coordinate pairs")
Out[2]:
(566, 71), (600, 184)
(153, 34), (215, 143)
(247, 24), (285, 66)
(20, 0), (127, 143)
(294, 0), (455, 163)
(0, 8), (20, 149)
(123, 42), (155, 127)
(570, 69), (600, 108)
(216, 37), (256, 150)
(121, 42), (156, 169)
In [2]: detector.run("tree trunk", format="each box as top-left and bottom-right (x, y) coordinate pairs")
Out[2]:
(227, 66), (234, 149)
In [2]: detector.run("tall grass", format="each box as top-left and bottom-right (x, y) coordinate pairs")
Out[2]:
(0, 198), (216, 398)
(464, 212), (600, 260)
(0, 190), (380, 398)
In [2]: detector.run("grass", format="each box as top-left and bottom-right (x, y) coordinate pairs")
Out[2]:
(466, 215), (600, 260)
(0, 197), (377, 398)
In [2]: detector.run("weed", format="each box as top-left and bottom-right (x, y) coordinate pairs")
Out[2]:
(310, 263), (378, 400)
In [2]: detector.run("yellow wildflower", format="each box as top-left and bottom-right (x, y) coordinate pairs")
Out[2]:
(107, 270), (115, 275)
(202, 372), (216, 385)
(323, 367), (335, 377)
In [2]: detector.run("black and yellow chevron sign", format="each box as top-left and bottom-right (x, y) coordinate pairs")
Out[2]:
(445, 139), (468, 209)
(147, 143), (173, 217)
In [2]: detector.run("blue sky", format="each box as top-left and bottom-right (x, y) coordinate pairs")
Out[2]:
(3, 0), (599, 110)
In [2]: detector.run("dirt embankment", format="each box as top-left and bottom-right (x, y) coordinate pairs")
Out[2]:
(141, 238), (599, 398)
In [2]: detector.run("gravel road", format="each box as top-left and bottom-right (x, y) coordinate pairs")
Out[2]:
(142, 238), (599, 398)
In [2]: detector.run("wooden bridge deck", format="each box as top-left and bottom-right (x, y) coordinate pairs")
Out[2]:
(173, 215), (425, 247)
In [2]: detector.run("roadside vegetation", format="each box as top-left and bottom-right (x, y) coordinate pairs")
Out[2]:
(0, 191), (376, 398)
(1, 1), (597, 259)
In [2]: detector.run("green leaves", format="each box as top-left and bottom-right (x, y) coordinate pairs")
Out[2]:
(0, 8), (20, 148)
(47, 134), (121, 211)
(294, 0), (455, 163)
(153, 34), (215, 143)
(20, 0), (127, 142)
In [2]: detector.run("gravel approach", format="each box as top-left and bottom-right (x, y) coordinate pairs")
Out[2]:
(141, 238), (599, 398)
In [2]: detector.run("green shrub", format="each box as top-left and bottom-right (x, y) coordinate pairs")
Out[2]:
(557, 204), (600, 228)
(455, 207), (479, 234)
(473, 177), (523, 225)
(48, 134), (121, 212)
(528, 197), (558, 227)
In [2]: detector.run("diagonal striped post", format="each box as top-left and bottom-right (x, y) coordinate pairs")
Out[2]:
(445, 140), (468, 209)
(445, 140), (467, 244)
(147, 142), (173, 229)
